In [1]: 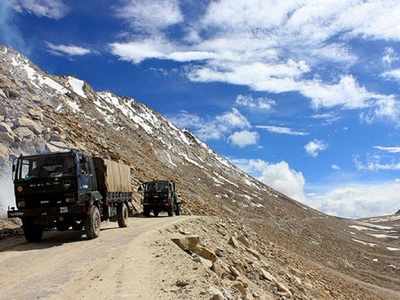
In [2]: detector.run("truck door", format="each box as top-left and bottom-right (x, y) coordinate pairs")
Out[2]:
(78, 155), (95, 191)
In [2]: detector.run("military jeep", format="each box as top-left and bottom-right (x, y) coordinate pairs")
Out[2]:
(140, 180), (181, 217)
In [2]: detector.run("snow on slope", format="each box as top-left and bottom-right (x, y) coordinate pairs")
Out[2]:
(67, 77), (87, 98)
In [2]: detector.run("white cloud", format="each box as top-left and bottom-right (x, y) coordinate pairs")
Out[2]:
(305, 139), (328, 157)
(354, 155), (400, 171)
(233, 158), (306, 201)
(374, 146), (400, 153)
(382, 47), (398, 66)
(11, 0), (69, 19)
(46, 42), (92, 56)
(235, 94), (275, 110)
(114, 0), (183, 32)
(382, 68), (400, 82)
(228, 130), (259, 148)
(109, 0), (400, 124)
(169, 108), (250, 141)
(256, 125), (308, 136)
(331, 164), (341, 170)
(311, 112), (341, 124)
(361, 96), (400, 125)
(308, 181), (400, 218)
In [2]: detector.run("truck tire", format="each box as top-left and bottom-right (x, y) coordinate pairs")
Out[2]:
(143, 207), (150, 217)
(153, 209), (159, 217)
(117, 203), (128, 228)
(22, 218), (43, 243)
(85, 205), (101, 239)
(167, 206), (174, 217)
(175, 204), (181, 216)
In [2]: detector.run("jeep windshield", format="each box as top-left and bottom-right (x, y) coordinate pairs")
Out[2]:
(145, 181), (169, 193)
(16, 155), (75, 180)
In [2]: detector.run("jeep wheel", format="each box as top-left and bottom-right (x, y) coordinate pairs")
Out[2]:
(117, 203), (128, 228)
(85, 205), (101, 239)
(143, 207), (150, 217)
(22, 218), (43, 243)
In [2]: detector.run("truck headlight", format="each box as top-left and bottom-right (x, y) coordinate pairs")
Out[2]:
(17, 201), (25, 208)
(17, 186), (23, 193)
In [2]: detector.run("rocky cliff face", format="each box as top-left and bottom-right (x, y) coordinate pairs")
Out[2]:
(1, 46), (400, 298)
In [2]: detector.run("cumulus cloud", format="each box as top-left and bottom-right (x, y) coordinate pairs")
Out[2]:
(228, 130), (259, 148)
(305, 139), (328, 157)
(169, 108), (250, 141)
(307, 181), (400, 218)
(109, 0), (400, 125)
(11, 0), (69, 19)
(233, 158), (306, 201)
(235, 94), (275, 111)
(331, 164), (341, 170)
(114, 0), (183, 32)
(46, 42), (92, 57)
(256, 125), (308, 136)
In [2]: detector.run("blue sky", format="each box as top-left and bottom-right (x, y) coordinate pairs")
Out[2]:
(1, 0), (400, 218)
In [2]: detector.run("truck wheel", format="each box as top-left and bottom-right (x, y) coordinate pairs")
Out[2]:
(175, 204), (181, 216)
(85, 205), (101, 239)
(153, 209), (159, 217)
(22, 218), (43, 243)
(167, 207), (174, 217)
(72, 221), (83, 231)
(143, 207), (150, 217)
(117, 203), (128, 228)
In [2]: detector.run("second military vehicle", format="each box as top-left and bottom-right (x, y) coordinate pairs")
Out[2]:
(8, 150), (133, 242)
(140, 180), (181, 217)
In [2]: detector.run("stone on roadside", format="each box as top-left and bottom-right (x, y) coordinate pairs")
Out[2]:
(237, 234), (251, 248)
(228, 236), (239, 248)
(17, 116), (43, 134)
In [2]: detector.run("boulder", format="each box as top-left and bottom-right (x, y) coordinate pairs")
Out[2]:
(0, 122), (13, 134)
(0, 88), (6, 98)
(0, 132), (15, 143)
(209, 287), (225, 300)
(28, 108), (43, 121)
(237, 235), (251, 248)
(246, 247), (261, 260)
(14, 127), (34, 139)
(228, 236), (239, 248)
(171, 235), (200, 252)
(17, 117), (43, 134)
(211, 260), (230, 278)
(0, 143), (9, 160)
(260, 269), (276, 282)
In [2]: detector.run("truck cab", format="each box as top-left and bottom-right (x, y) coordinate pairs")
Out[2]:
(140, 180), (181, 217)
(8, 150), (132, 242)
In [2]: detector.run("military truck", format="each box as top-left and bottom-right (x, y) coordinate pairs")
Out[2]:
(7, 150), (133, 242)
(140, 180), (181, 217)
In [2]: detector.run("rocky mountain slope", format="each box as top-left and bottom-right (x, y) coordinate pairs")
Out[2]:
(0, 45), (399, 299)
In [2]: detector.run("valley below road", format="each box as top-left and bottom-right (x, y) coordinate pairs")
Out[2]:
(0, 215), (212, 300)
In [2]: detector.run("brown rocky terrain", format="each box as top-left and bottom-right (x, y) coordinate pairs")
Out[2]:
(0, 45), (400, 299)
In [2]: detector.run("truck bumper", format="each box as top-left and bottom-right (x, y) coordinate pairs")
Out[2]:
(8, 206), (84, 220)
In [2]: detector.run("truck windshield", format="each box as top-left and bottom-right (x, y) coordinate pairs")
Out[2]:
(17, 155), (75, 180)
(146, 182), (169, 193)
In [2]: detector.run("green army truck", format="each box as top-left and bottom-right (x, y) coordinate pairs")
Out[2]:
(8, 150), (134, 242)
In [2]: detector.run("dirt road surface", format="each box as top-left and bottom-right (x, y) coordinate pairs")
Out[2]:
(0, 215), (205, 300)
